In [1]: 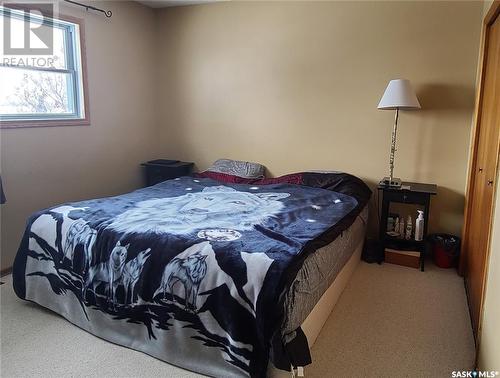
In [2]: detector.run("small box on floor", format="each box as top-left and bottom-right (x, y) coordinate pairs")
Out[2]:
(385, 248), (420, 269)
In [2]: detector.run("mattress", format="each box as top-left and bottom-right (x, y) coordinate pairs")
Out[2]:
(268, 235), (364, 377)
(282, 205), (368, 338)
(268, 206), (367, 376)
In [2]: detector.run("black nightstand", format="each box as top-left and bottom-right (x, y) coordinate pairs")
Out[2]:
(378, 182), (437, 271)
(141, 159), (194, 186)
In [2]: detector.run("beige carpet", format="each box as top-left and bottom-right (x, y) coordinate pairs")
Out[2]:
(0, 262), (475, 377)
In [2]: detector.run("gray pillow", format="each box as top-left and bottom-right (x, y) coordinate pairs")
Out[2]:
(207, 159), (266, 179)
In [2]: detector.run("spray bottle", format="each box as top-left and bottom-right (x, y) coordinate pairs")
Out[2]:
(415, 210), (424, 241)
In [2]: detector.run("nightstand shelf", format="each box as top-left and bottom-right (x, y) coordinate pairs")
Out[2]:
(378, 181), (437, 271)
(384, 236), (425, 249)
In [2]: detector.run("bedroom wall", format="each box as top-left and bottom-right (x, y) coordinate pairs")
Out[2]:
(0, 1), (160, 270)
(155, 1), (483, 237)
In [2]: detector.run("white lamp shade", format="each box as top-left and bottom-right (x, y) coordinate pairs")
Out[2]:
(377, 79), (421, 110)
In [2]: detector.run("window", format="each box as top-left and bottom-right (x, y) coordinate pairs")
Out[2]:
(0, 6), (88, 127)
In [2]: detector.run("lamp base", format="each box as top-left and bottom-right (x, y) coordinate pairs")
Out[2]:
(379, 177), (402, 188)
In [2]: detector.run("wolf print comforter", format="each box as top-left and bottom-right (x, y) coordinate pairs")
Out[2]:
(13, 175), (368, 377)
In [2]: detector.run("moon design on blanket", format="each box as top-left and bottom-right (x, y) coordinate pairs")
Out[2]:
(197, 229), (242, 241)
(107, 186), (290, 235)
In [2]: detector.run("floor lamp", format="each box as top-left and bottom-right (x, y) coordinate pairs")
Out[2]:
(377, 79), (421, 188)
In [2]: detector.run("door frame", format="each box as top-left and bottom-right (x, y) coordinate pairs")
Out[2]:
(460, 0), (500, 347)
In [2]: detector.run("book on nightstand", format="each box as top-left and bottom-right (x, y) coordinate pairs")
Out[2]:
(385, 248), (420, 269)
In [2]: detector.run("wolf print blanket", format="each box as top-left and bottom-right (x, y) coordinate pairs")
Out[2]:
(13, 176), (363, 377)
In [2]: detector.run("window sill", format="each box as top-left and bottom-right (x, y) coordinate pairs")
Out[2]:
(0, 117), (90, 129)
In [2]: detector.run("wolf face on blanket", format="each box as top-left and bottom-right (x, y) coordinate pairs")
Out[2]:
(107, 186), (290, 235)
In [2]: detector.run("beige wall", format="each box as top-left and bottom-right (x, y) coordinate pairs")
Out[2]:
(0, 1), (485, 269)
(155, 1), (483, 238)
(0, 1), (160, 269)
(478, 0), (500, 370)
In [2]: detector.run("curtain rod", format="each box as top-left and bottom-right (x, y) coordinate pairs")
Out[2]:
(63, 0), (112, 18)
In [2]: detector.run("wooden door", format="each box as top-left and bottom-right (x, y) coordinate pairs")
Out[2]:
(461, 2), (500, 340)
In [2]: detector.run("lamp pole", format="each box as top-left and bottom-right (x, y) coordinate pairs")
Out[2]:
(388, 107), (399, 184)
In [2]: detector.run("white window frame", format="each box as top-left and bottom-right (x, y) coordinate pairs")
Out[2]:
(0, 6), (89, 128)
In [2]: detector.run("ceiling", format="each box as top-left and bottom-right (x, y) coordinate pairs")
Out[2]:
(136, 0), (220, 8)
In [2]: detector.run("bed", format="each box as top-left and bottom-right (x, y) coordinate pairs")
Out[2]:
(12, 170), (370, 377)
